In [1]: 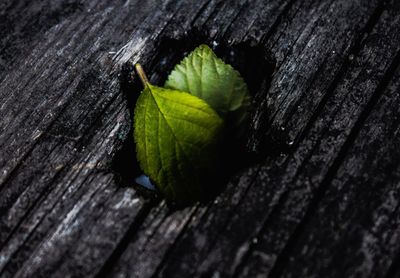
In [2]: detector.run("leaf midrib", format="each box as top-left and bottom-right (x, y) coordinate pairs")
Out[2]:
(148, 87), (197, 174)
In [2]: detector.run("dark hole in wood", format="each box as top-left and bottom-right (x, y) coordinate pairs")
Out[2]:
(112, 31), (280, 206)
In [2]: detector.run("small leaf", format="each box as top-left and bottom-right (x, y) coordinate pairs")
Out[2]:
(165, 44), (251, 131)
(134, 83), (223, 201)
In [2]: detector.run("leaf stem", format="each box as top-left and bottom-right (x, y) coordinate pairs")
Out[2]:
(135, 63), (149, 87)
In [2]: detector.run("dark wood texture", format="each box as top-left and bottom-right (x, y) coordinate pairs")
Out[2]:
(1, 0), (400, 277)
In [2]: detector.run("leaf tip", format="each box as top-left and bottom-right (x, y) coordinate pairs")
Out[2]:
(197, 44), (214, 54)
(198, 44), (211, 49)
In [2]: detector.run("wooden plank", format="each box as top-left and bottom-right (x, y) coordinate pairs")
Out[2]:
(0, 1), (84, 79)
(0, 0), (189, 276)
(275, 60), (400, 278)
(1, 0), (400, 277)
(104, 0), (399, 277)
(0, 0), (289, 276)
(236, 2), (400, 277)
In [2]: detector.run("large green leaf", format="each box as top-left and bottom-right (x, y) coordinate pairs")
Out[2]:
(165, 44), (251, 131)
(134, 84), (223, 201)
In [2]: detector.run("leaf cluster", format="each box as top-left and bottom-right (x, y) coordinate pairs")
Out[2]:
(134, 45), (250, 202)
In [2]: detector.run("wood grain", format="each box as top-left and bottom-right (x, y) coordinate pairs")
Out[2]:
(1, 0), (400, 277)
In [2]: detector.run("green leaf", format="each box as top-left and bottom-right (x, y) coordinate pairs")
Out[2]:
(134, 83), (223, 201)
(165, 44), (251, 131)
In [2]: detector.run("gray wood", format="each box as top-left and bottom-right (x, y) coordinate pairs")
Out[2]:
(1, 0), (400, 277)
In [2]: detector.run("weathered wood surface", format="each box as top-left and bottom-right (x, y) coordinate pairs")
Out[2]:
(1, 0), (400, 277)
